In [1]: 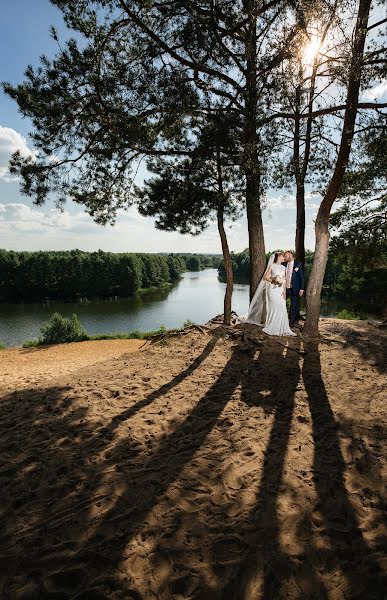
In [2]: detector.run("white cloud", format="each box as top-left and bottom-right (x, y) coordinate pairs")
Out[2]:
(0, 126), (35, 180)
(266, 194), (295, 210)
(304, 191), (321, 209)
(266, 191), (321, 211)
(0, 196), (318, 253)
(363, 80), (387, 101)
(0, 202), (71, 231)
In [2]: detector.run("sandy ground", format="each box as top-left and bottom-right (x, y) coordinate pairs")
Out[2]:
(0, 339), (147, 392)
(0, 319), (385, 599)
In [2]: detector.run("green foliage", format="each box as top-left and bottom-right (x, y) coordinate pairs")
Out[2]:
(218, 250), (273, 279)
(22, 339), (40, 348)
(88, 326), (167, 341)
(183, 319), (195, 327)
(22, 316), (169, 347)
(186, 256), (202, 271)
(0, 250), (224, 302)
(336, 309), (364, 320)
(2, 1), (282, 224)
(329, 120), (387, 316)
(0, 341), (6, 350)
(39, 313), (88, 344)
(136, 113), (243, 242)
(0, 250), (188, 301)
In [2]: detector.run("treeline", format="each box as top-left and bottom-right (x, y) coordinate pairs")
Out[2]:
(0, 249), (181, 300)
(179, 254), (222, 271)
(0, 250), (219, 302)
(219, 249), (385, 314)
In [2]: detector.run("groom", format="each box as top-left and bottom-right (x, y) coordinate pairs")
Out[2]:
(283, 251), (305, 326)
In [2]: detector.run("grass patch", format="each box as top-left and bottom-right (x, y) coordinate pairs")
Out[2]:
(336, 309), (365, 320)
(88, 326), (167, 341)
(22, 339), (40, 348)
(183, 319), (196, 328)
(23, 314), (169, 348)
(0, 342), (6, 350)
(138, 282), (173, 294)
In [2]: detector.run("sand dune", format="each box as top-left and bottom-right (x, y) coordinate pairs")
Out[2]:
(0, 320), (385, 599)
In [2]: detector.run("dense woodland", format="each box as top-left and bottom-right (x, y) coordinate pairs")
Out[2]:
(0, 250), (221, 302)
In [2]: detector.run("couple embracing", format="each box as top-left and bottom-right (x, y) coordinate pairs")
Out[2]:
(245, 251), (305, 337)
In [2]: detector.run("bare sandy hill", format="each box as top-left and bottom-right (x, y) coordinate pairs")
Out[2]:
(0, 319), (385, 599)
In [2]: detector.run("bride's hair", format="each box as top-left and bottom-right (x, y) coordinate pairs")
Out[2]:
(274, 251), (284, 263)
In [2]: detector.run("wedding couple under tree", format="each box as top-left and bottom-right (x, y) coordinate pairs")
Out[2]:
(243, 250), (304, 336)
(4, 0), (386, 334)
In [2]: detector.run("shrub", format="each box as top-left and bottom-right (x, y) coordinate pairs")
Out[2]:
(0, 341), (6, 350)
(183, 319), (195, 328)
(39, 312), (88, 344)
(336, 309), (363, 320)
(23, 339), (40, 348)
(23, 320), (169, 347)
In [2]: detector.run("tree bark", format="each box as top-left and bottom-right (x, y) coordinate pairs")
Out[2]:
(246, 176), (266, 299)
(304, 0), (372, 337)
(293, 72), (305, 263)
(304, 207), (330, 333)
(216, 147), (233, 326)
(243, 0), (266, 299)
(295, 182), (306, 263)
(217, 207), (233, 326)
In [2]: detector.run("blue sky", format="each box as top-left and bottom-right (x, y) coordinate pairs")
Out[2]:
(0, 1), (342, 254)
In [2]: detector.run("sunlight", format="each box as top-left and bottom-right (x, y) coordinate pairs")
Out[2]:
(302, 34), (321, 66)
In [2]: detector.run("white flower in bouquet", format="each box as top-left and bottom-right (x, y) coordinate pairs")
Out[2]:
(271, 274), (284, 287)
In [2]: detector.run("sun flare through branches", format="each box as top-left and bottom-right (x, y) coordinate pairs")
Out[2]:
(302, 34), (322, 66)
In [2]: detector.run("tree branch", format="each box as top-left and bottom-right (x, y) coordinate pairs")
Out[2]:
(266, 102), (387, 121)
(367, 17), (387, 31)
(118, 0), (243, 94)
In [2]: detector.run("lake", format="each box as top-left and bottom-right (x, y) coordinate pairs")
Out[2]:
(0, 268), (351, 348)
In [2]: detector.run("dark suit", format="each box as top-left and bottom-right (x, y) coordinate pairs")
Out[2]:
(283, 260), (305, 324)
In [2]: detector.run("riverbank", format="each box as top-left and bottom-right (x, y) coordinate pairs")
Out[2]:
(0, 319), (385, 598)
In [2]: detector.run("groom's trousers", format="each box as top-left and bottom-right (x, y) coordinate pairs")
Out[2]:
(286, 288), (300, 324)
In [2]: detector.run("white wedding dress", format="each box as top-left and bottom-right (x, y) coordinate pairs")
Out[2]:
(262, 263), (296, 336)
(244, 255), (296, 337)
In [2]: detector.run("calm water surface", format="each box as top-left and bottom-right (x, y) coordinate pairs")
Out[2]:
(0, 269), (350, 348)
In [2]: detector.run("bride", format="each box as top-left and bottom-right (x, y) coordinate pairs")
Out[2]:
(245, 252), (296, 337)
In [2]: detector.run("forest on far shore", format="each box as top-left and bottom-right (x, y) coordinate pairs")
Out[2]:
(0, 249), (221, 302)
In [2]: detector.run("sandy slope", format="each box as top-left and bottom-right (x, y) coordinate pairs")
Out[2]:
(0, 320), (385, 599)
(0, 338), (147, 392)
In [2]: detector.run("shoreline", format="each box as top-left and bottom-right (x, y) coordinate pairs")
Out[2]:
(1, 315), (383, 351)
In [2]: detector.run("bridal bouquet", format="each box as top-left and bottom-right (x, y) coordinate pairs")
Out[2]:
(271, 274), (284, 287)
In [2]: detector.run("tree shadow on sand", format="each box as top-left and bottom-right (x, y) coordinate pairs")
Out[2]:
(205, 337), (385, 600)
(0, 328), (231, 597)
(0, 329), (385, 599)
(301, 340), (385, 600)
(212, 336), (327, 600)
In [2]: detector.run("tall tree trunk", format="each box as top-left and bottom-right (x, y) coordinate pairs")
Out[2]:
(217, 207), (233, 326)
(244, 0), (266, 299)
(293, 72), (305, 263)
(246, 177), (266, 299)
(304, 207), (330, 333)
(295, 182), (306, 263)
(216, 146), (233, 326)
(304, 0), (371, 337)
